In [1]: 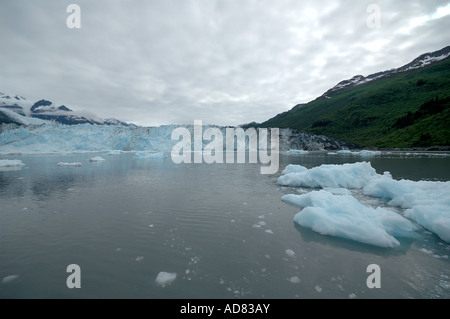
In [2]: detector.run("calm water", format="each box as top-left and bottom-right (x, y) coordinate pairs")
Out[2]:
(0, 152), (449, 299)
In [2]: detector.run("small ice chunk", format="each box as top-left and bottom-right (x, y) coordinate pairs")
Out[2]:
(0, 160), (25, 167)
(135, 256), (144, 262)
(258, 221), (266, 226)
(315, 285), (322, 293)
(349, 293), (357, 299)
(107, 150), (122, 155)
(155, 272), (177, 287)
(265, 229), (274, 234)
(337, 150), (353, 154)
(419, 248), (433, 255)
(134, 152), (165, 159)
(1, 275), (19, 284)
(89, 156), (105, 162)
(57, 162), (82, 167)
(289, 276), (301, 284)
(287, 149), (309, 155)
(285, 249), (295, 257)
(358, 150), (381, 157)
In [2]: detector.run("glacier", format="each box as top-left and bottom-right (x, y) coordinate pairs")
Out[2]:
(279, 162), (450, 246)
(0, 123), (358, 154)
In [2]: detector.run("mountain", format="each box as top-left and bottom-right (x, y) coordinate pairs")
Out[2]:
(0, 93), (135, 127)
(261, 46), (450, 148)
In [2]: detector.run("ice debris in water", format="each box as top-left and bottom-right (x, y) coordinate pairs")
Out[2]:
(285, 249), (295, 257)
(1, 275), (19, 284)
(155, 272), (177, 287)
(289, 276), (301, 284)
(279, 162), (450, 245)
(134, 152), (165, 159)
(0, 159), (25, 167)
(89, 156), (105, 162)
(287, 149), (309, 155)
(57, 162), (82, 167)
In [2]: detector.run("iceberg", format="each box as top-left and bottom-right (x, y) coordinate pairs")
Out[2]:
(281, 164), (308, 175)
(363, 174), (450, 243)
(278, 162), (377, 189)
(279, 162), (450, 244)
(283, 190), (417, 248)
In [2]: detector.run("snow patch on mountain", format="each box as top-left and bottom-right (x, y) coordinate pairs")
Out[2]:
(324, 46), (450, 97)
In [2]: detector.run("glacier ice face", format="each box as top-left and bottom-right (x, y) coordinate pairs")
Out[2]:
(279, 162), (450, 245)
(284, 190), (417, 248)
(0, 123), (357, 155)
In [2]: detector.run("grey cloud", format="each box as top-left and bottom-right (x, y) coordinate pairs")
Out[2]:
(0, 0), (449, 126)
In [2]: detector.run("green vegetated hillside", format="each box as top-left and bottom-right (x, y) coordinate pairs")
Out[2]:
(262, 57), (450, 148)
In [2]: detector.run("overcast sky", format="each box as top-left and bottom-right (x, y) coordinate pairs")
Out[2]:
(0, 0), (449, 126)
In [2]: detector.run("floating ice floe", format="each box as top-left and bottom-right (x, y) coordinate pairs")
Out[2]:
(57, 162), (82, 167)
(0, 159), (25, 167)
(89, 156), (105, 162)
(134, 152), (165, 159)
(279, 162), (450, 245)
(155, 272), (177, 287)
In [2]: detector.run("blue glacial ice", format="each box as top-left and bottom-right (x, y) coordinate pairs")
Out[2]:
(279, 162), (450, 245)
